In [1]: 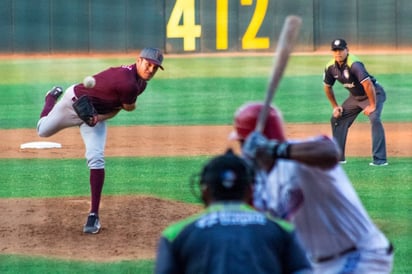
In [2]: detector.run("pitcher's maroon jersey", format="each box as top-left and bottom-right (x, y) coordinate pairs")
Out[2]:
(74, 64), (147, 114)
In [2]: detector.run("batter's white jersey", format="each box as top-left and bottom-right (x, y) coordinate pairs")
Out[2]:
(252, 144), (393, 272)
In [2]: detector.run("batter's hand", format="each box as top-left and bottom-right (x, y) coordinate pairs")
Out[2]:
(363, 105), (376, 116)
(242, 131), (268, 160)
(243, 131), (275, 172)
(333, 106), (343, 118)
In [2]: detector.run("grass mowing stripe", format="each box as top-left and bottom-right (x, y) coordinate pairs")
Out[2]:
(0, 157), (208, 202)
(0, 254), (153, 274)
(1, 73), (411, 129)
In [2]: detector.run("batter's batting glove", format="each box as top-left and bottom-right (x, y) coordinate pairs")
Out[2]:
(242, 131), (269, 159)
(243, 131), (291, 160)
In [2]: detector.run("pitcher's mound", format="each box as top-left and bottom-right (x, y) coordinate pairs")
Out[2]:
(0, 195), (202, 262)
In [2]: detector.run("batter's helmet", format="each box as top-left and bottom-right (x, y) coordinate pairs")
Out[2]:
(231, 102), (286, 141)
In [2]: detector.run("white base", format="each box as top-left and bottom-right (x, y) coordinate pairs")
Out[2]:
(20, 141), (62, 149)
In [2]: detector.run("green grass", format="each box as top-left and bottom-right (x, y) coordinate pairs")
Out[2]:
(0, 157), (208, 203)
(0, 255), (154, 274)
(338, 158), (412, 274)
(0, 156), (411, 273)
(1, 54), (411, 128)
(0, 54), (411, 273)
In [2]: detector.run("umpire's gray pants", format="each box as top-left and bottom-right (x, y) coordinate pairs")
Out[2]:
(331, 85), (387, 163)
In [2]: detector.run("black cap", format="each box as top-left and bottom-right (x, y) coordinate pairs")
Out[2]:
(200, 149), (254, 200)
(331, 39), (347, 50)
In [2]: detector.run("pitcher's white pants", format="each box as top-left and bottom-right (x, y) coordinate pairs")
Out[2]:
(37, 85), (106, 169)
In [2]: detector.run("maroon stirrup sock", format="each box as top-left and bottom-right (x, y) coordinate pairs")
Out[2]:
(89, 169), (105, 214)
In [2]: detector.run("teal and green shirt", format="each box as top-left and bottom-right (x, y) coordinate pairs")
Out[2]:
(155, 202), (311, 274)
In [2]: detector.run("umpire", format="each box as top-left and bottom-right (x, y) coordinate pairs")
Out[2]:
(323, 38), (388, 166)
(154, 149), (312, 274)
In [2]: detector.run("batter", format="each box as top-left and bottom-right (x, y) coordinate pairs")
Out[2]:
(37, 47), (164, 234)
(232, 102), (394, 273)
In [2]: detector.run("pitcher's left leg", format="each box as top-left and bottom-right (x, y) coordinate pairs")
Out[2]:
(80, 121), (107, 234)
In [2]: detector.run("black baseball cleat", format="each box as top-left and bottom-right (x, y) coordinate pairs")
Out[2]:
(83, 213), (101, 234)
(45, 86), (63, 100)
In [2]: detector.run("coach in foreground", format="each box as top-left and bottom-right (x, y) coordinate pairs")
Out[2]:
(232, 102), (394, 273)
(155, 149), (312, 274)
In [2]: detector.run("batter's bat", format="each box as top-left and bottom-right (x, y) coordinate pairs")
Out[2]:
(255, 15), (302, 133)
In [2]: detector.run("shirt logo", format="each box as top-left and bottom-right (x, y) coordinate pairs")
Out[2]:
(343, 69), (350, 79)
(121, 65), (133, 71)
(343, 82), (356, 88)
(196, 211), (266, 228)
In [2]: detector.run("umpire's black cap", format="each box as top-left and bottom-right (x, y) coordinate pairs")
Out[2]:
(200, 149), (254, 200)
(331, 39), (347, 50)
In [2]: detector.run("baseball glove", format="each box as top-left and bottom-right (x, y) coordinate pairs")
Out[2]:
(72, 95), (98, 127)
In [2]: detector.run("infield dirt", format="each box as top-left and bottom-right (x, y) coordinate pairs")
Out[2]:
(0, 123), (410, 261)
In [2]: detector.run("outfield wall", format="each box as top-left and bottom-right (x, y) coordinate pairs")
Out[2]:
(1, 0), (411, 54)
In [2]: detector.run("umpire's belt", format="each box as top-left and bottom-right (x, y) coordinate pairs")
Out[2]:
(315, 243), (394, 263)
(353, 95), (368, 101)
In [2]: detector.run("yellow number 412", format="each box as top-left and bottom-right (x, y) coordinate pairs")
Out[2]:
(167, 0), (202, 51)
(218, 0), (269, 50)
(167, 0), (269, 51)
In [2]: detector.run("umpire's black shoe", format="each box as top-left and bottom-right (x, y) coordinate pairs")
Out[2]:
(46, 86), (63, 100)
(83, 213), (101, 234)
(369, 162), (388, 166)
